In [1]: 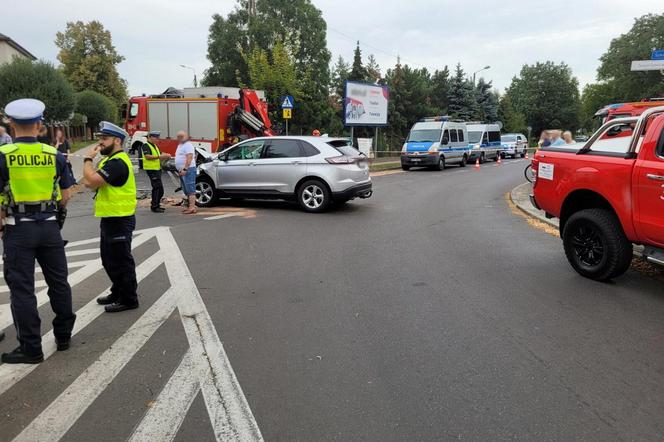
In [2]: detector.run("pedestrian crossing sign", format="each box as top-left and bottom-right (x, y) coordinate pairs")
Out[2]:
(280, 95), (294, 109)
(283, 108), (292, 119)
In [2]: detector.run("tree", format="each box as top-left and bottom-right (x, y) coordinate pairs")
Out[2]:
(203, 0), (332, 134)
(349, 42), (368, 82)
(75, 90), (115, 129)
(241, 41), (302, 125)
(447, 63), (475, 120)
(506, 61), (580, 136)
(55, 21), (128, 109)
(579, 82), (619, 133)
(497, 94), (527, 135)
(0, 58), (75, 123)
(597, 13), (664, 101)
(331, 56), (350, 99)
(366, 54), (381, 83)
(430, 67), (450, 114)
(474, 78), (498, 122)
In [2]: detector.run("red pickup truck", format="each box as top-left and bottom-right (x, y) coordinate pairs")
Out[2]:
(531, 105), (664, 281)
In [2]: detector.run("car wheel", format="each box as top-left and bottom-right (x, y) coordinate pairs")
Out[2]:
(562, 208), (633, 281)
(298, 179), (331, 213)
(401, 165), (411, 171)
(459, 155), (467, 167)
(494, 153), (500, 162)
(195, 176), (217, 208)
(432, 157), (445, 171)
(479, 153), (486, 164)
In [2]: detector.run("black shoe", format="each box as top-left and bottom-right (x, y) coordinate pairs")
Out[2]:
(0, 330), (5, 342)
(97, 295), (118, 305)
(104, 302), (139, 313)
(1, 347), (44, 364)
(151, 207), (165, 213)
(55, 339), (70, 351)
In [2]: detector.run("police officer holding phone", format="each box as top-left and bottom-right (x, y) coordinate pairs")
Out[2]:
(82, 122), (139, 313)
(141, 130), (170, 212)
(0, 99), (76, 364)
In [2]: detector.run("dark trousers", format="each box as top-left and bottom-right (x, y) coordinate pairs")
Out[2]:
(100, 216), (138, 306)
(3, 221), (75, 354)
(146, 170), (164, 209)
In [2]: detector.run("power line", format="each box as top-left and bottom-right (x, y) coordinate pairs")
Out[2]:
(327, 26), (430, 70)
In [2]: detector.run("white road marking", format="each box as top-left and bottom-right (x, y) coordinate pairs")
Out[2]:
(157, 229), (263, 441)
(0, 251), (165, 397)
(13, 288), (178, 442)
(65, 237), (100, 248)
(204, 213), (243, 221)
(128, 350), (200, 442)
(64, 248), (100, 257)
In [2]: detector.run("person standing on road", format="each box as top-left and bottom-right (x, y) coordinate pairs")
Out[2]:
(82, 121), (139, 313)
(0, 126), (12, 146)
(0, 98), (76, 364)
(175, 130), (197, 215)
(141, 131), (171, 213)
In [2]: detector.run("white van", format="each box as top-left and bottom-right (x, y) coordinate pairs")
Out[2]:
(401, 117), (472, 170)
(466, 123), (501, 163)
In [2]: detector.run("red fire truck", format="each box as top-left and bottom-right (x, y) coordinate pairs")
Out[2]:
(122, 86), (275, 155)
(595, 98), (664, 123)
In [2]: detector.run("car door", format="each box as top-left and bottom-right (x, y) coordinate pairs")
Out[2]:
(254, 139), (307, 193)
(634, 119), (664, 246)
(216, 139), (265, 190)
(448, 128), (460, 161)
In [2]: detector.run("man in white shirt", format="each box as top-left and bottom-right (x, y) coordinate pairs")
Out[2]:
(175, 131), (197, 214)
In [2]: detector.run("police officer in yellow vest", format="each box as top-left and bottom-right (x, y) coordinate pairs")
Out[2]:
(82, 121), (139, 313)
(0, 99), (76, 364)
(141, 131), (170, 212)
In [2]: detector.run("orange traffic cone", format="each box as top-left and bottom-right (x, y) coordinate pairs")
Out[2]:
(497, 156), (502, 165)
(474, 158), (480, 170)
(525, 151), (529, 159)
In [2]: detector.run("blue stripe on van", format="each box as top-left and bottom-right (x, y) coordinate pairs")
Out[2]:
(406, 142), (435, 152)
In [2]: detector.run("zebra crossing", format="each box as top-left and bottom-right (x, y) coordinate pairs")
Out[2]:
(0, 226), (262, 441)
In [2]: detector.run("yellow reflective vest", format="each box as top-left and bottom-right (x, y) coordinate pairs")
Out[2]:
(142, 142), (161, 171)
(94, 151), (137, 217)
(0, 143), (60, 209)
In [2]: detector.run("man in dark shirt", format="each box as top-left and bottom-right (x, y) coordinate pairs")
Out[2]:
(0, 98), (76, 364)
(83, 122), (139, 313)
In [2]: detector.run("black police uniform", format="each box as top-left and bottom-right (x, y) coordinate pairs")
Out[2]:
(95, 152), (139, 309)
(142, 142), (164, 211)
(0, 137), (76, 361)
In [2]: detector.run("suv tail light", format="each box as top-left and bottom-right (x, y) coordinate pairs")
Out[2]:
(326, 155), (358, 164)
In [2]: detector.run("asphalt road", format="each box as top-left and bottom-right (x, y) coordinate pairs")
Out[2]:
(1, 159), (664, 441)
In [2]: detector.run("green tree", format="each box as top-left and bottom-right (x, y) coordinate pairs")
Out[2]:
(55, 20), (128, 109)
(430, 67), (450, 114)
(0, 58), (75, 122)
(241, 41), (302, 126)
(366, 54), (381, 83)
(448, 63), (475, 120)
(75, 90), (115, 130)
(579, 82), (619, 132)
(349, 42), (368, 82)
(597, 13), (664, 101)
(204, 0), (332, 134)
(506, 61), (580, 135)
(497, 94), (527, 135)
(331, 56), (350, 99)
(474, 78), (498, 122)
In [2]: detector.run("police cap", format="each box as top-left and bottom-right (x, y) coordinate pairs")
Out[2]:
(3, 98), (45, 124)
(97, 121), (128, 141)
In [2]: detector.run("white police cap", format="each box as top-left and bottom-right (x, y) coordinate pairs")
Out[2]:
(148, 130), (161, 137)
(97, 121), (128, 141)
(4, 98), (45, 124)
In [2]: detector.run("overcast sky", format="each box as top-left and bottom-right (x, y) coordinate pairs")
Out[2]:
(3, 0), (661, 97)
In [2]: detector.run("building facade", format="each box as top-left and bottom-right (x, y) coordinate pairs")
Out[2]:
(0, 33), (36, 64)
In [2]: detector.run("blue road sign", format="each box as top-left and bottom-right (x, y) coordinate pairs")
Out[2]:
(652, 50), (664, 61)
(280, 95), (294, 109)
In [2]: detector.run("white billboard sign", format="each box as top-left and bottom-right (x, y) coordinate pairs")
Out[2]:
(344, 81), (389, 127)
(631, 60), (664, 71)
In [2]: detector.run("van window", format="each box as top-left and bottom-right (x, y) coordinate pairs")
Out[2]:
(442, 129), (449, 144)
(468, 131), (481, 144)
(488, 131), (501, 143)
(482, 133), (489, 144)
(450, 130), (458, 143)
(264, 139), (303, 158)
(457, 130), (464, 142)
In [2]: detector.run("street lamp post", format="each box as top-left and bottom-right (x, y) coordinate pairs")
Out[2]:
(179, 64), (198, 87)
(472, 65), (491, 85)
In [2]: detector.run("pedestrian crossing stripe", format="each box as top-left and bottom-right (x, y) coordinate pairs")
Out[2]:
(0, 226), (263, 442)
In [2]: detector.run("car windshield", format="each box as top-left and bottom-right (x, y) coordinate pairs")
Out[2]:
(468, 131), (482, 143)
(501, 135), (517, 143)
(407, 129), (441, 143)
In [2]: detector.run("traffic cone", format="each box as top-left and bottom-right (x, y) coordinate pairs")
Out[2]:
(474, 158), (480, 170)
(497, 156), (502, 165)
(525, 151), (529, 159)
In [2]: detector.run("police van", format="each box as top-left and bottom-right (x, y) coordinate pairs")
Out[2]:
(401, 117), (471, 170)
(466, 123), (501, 163)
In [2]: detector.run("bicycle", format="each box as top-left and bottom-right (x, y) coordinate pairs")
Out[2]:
(524, 163), (535, 183)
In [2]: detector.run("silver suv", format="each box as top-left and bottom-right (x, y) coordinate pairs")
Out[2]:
(196, 136), (372, 212)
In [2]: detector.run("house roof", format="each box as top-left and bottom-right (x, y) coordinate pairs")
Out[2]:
(0, 32), (36, 60)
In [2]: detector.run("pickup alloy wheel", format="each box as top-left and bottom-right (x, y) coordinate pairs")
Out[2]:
(562, 208), (633, 281)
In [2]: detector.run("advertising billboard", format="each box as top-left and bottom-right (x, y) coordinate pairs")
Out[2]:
(343, 81), (389, 127)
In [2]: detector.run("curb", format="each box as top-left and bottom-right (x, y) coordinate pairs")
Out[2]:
(509, 182), (558, 229)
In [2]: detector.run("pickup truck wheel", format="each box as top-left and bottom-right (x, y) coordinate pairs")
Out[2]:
(195, 176), (217, 208)
(562, 208), (632, 281)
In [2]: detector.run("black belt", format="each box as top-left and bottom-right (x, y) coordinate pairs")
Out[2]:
(10, 203), (57, 214)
